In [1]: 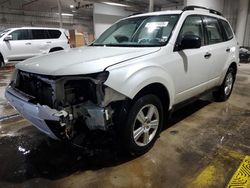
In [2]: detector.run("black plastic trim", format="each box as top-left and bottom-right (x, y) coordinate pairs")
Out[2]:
(183, 6), (223, 16)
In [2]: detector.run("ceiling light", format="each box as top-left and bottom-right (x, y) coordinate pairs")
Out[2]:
(70, 5), (74, 8)
(57, 13), (74, 16)
(62, 13), (73, 16)
(102, 2), (131, 7)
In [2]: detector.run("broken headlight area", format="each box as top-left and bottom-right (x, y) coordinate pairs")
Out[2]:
(10, 70), (126, 140)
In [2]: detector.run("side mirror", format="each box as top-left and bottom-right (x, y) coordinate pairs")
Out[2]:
(4, 35), (13, 41)
(179, 34), (201, 50)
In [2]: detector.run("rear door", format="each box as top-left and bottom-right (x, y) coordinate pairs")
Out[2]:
(4, 29), (34, 60)
(203, 16), (228, 81)
(30, 29), (52, 55)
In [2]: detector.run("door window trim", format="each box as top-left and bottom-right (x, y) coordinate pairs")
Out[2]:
(174, 14), (233, 51)
(218, 19), (234, 41)
(174, 14), (205, 51)
(202, 15), (224, 45)
(9, 29), (32, 41)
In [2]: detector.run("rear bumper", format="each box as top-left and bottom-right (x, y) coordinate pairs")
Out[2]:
(5, 85), (60, 140)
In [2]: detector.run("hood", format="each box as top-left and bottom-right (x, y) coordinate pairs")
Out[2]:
(16, 46), (160, 76)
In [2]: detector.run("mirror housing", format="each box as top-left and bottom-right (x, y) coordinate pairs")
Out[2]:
(179, 34), (201, 50)
(4, 35), (13, 41)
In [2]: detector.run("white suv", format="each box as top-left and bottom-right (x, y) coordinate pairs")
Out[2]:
(0, 27), (70, 67)
(5, 6), (239, 154)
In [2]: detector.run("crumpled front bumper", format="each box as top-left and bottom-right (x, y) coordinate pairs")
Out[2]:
(5, 86), (61, 140)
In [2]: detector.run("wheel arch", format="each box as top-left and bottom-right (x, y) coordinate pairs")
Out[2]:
(229, 62), (237, 74)
(49, 47), (64, 53)
(133, 82), (171, 115)
(219, 61), (238, 85)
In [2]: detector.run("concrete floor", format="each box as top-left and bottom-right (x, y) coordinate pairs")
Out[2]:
(0, 63), (250, 188)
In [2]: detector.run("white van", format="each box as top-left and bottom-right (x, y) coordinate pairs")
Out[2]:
(0, 27), (70, 67)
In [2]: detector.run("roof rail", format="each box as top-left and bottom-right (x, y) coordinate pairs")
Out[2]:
(183, 6), (223, 16)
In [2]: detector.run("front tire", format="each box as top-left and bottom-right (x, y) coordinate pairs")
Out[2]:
(0, 57), (4, 68)
(120, 94), (164, 155)
(213, 67), (236, 102)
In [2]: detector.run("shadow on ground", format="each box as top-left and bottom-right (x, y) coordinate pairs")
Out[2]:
(0, 99), (211, 183)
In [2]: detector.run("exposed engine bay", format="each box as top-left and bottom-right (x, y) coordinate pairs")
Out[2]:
(9, 70), (126, 140)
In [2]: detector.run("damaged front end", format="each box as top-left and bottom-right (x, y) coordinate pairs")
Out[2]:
(5, 70), (126, 140)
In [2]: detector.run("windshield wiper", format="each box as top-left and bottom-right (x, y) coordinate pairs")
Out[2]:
(91, 43), (162, 47)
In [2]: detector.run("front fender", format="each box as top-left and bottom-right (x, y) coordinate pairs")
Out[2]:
(105, 63), (175, 109)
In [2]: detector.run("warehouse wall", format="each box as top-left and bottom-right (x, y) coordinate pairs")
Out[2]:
(162, 5), (184, 11)
(222, 0), (238, 31)
(222, 0), (250, 47)
(243, 5), (250, 47)
(0, 8), (93, 33)
(185, 0), (224, 12)
(93, 3), (134, 39)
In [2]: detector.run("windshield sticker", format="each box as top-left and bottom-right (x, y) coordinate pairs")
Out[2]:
(145, 22), (169, 28)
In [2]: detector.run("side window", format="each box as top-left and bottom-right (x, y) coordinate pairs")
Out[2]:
(204, 17), (223, 44)
(177, 16), (204, 46)
(31, 29), (48, 40)
(221, 20), (233, 40)
(10, 30), (30, 40)
(47, 30), (62, 39)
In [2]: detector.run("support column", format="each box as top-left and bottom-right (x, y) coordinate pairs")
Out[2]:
(184, 0), (224, 12)
(57, 0), (63, 28)
(149, 0), (154, 12)
(235, 0), (249, 46)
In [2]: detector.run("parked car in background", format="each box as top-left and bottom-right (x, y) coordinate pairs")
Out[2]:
(0, 27), (70, 67)
(239, 47), (250, 63)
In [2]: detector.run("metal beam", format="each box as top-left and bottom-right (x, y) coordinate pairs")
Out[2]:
(149, 0), (154, 12)
(57, 0), (63, 28)
(22, 0), (39, 7)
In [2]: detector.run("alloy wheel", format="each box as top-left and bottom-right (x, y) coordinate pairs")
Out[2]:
(132, 104), (159, 147)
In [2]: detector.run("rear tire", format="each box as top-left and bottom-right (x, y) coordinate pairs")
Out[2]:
(119, 94), (163, 155)
(213, 67), (236, 102)
(0, 55), (4, 68)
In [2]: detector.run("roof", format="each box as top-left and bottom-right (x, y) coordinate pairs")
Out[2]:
(8, 27), (67, 30)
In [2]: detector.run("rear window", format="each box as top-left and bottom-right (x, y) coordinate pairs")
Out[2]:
(31, 29), (48, 39)
(47, 30), (61, 39)
(221, 20), (234, 40)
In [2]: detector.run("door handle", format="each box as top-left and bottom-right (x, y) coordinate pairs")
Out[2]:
(46, 41), (52, 44)
(226, 47), (230, 52)
(25, 42), (31, 45)
(204, 52), (212, 59)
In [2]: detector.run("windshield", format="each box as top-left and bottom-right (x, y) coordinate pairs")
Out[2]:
(0, 29), (10, 38)
(93, 15), (179, 47)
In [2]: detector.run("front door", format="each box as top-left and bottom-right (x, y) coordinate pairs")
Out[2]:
(173, 15), (212, 103)
(4, 29), (34, 61)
